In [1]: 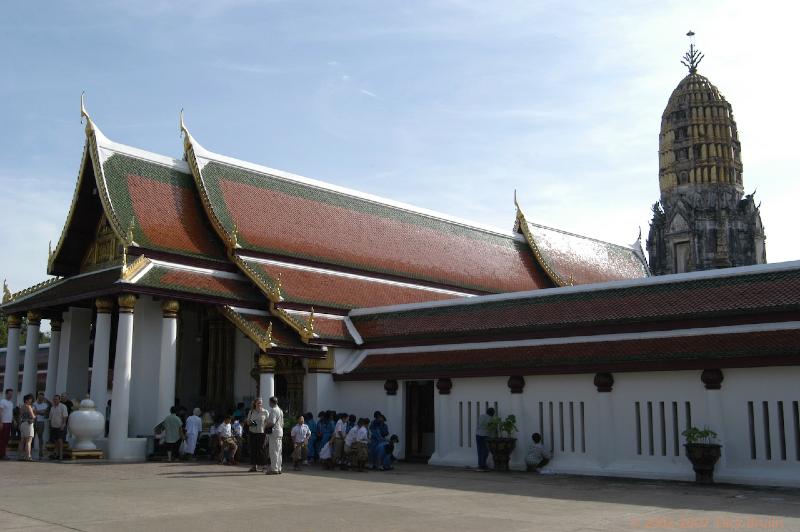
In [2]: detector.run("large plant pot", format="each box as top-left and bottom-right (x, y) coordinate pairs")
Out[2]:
(684, 443), (722, 484)
(486, 437), (517, 471)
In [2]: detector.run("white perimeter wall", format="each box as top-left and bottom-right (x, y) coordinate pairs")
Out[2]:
(323, 365), (800, 487)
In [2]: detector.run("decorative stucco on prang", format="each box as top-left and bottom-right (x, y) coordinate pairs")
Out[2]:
(647, 49), (766, 275)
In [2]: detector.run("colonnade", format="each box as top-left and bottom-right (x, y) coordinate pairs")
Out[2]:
(1, 294), (180, 460)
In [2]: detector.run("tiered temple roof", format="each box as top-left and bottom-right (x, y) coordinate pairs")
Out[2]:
(1, 105), (651, 354)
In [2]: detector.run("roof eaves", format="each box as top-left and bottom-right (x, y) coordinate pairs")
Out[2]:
(349, 259), (800, 318)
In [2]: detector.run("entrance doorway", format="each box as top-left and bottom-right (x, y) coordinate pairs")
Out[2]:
(405, 381), (435, 461)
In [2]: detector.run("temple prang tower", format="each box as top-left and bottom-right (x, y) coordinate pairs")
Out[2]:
(647, 32), (766, 275)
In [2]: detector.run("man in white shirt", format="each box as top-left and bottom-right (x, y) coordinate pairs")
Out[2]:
(0, 389), (14, 460)
(217, 416), (238, 465)
(49, 394), (69, 460)
(290, 415), (311, 471)
(475, 407), (495, 470)
(265, 397), (284, 475)
(183, 408), (202, 459)
(345, 418), (369, 471)
(333, 412), (348, 469)
(33, 392), (49, 459)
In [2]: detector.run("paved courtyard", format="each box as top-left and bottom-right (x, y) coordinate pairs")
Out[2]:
(2, 460), (797, 531)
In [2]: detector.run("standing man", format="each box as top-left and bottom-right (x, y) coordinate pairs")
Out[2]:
(184, 408), (203, 459)
(160, 406), (183, 463)
(246, 398), (268, 472)
(33, 392), (50, 459)
(475, 407), (495, 470)
(290, 415), (311, 471)
(49, 394), (69, 461)
(0, 389), (14, 460)
(265, 396), (284, 475)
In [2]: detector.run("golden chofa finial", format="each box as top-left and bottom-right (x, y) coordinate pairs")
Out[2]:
(681, 31), (704, 74)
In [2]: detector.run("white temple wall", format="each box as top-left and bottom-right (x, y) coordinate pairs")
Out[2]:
(129, 296), (162, 437)
(233, 330), (257, 405)
(55, 307), (91, 400)
(334, 367), (800, 488)
(429, 376), (511, 468)
(715, 366), (800, 486)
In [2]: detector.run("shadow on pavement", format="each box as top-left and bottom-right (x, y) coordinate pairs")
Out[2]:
(150, 461), (800, 519)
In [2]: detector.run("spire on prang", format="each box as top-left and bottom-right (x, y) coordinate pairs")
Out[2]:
(681, 30), (704, 74)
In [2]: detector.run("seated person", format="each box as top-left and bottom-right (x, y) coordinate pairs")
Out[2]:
(217, 416), (238, 465)
(232, 418), (244, 463)
(376, 434), (400, 471)
(525, 433), (551, 472)
(343, 421), (359, 470)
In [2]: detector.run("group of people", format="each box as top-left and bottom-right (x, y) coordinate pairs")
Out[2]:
(157, 397), (400, 475)
(0, 389), (71, 461)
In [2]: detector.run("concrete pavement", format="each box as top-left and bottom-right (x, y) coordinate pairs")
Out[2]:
(2, 460), (797, 531)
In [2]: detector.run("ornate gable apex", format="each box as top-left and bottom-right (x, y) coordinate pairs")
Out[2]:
(514, 196), (650, 286)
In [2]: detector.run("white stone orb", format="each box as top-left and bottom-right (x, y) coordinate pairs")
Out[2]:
(69, 397), (105, 451)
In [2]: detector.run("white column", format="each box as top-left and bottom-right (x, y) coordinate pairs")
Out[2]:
(702, 369), (726, 470)
(90, 298), (113, 412)
(259, 371), (275, 400)
(44, 319), (62, 401)
(2, 315), (21, 401)
(108, 294), (136, 460)
(55, 307), (91, 400)
(384, 380), (405, 459)
(509, 376), (525, 470)
(156, 300), (179, 420)
(594, 373), (616, 468)
(20, 311), (42, 399)
(431, 378), (451, 464)
(55, 310), (72, 395)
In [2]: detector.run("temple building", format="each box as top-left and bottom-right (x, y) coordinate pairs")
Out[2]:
(647, 38), (767, 274)
(1, 74), (798, 485)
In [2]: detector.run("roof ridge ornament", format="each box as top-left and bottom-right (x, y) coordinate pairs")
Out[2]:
(80, 91), (95, 136)
(2, 279), (11, 304)
(681, 30), (704, 74)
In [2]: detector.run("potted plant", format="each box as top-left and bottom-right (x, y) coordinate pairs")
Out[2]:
(682, 426), (722, 484)
(486, 414), (518, 471)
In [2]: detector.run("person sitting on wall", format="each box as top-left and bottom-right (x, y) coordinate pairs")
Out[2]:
(525, 433), (551, 472)
(376, 434), (400, 471)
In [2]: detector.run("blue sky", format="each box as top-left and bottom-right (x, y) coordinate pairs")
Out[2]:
(1, 0), (797, 294)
